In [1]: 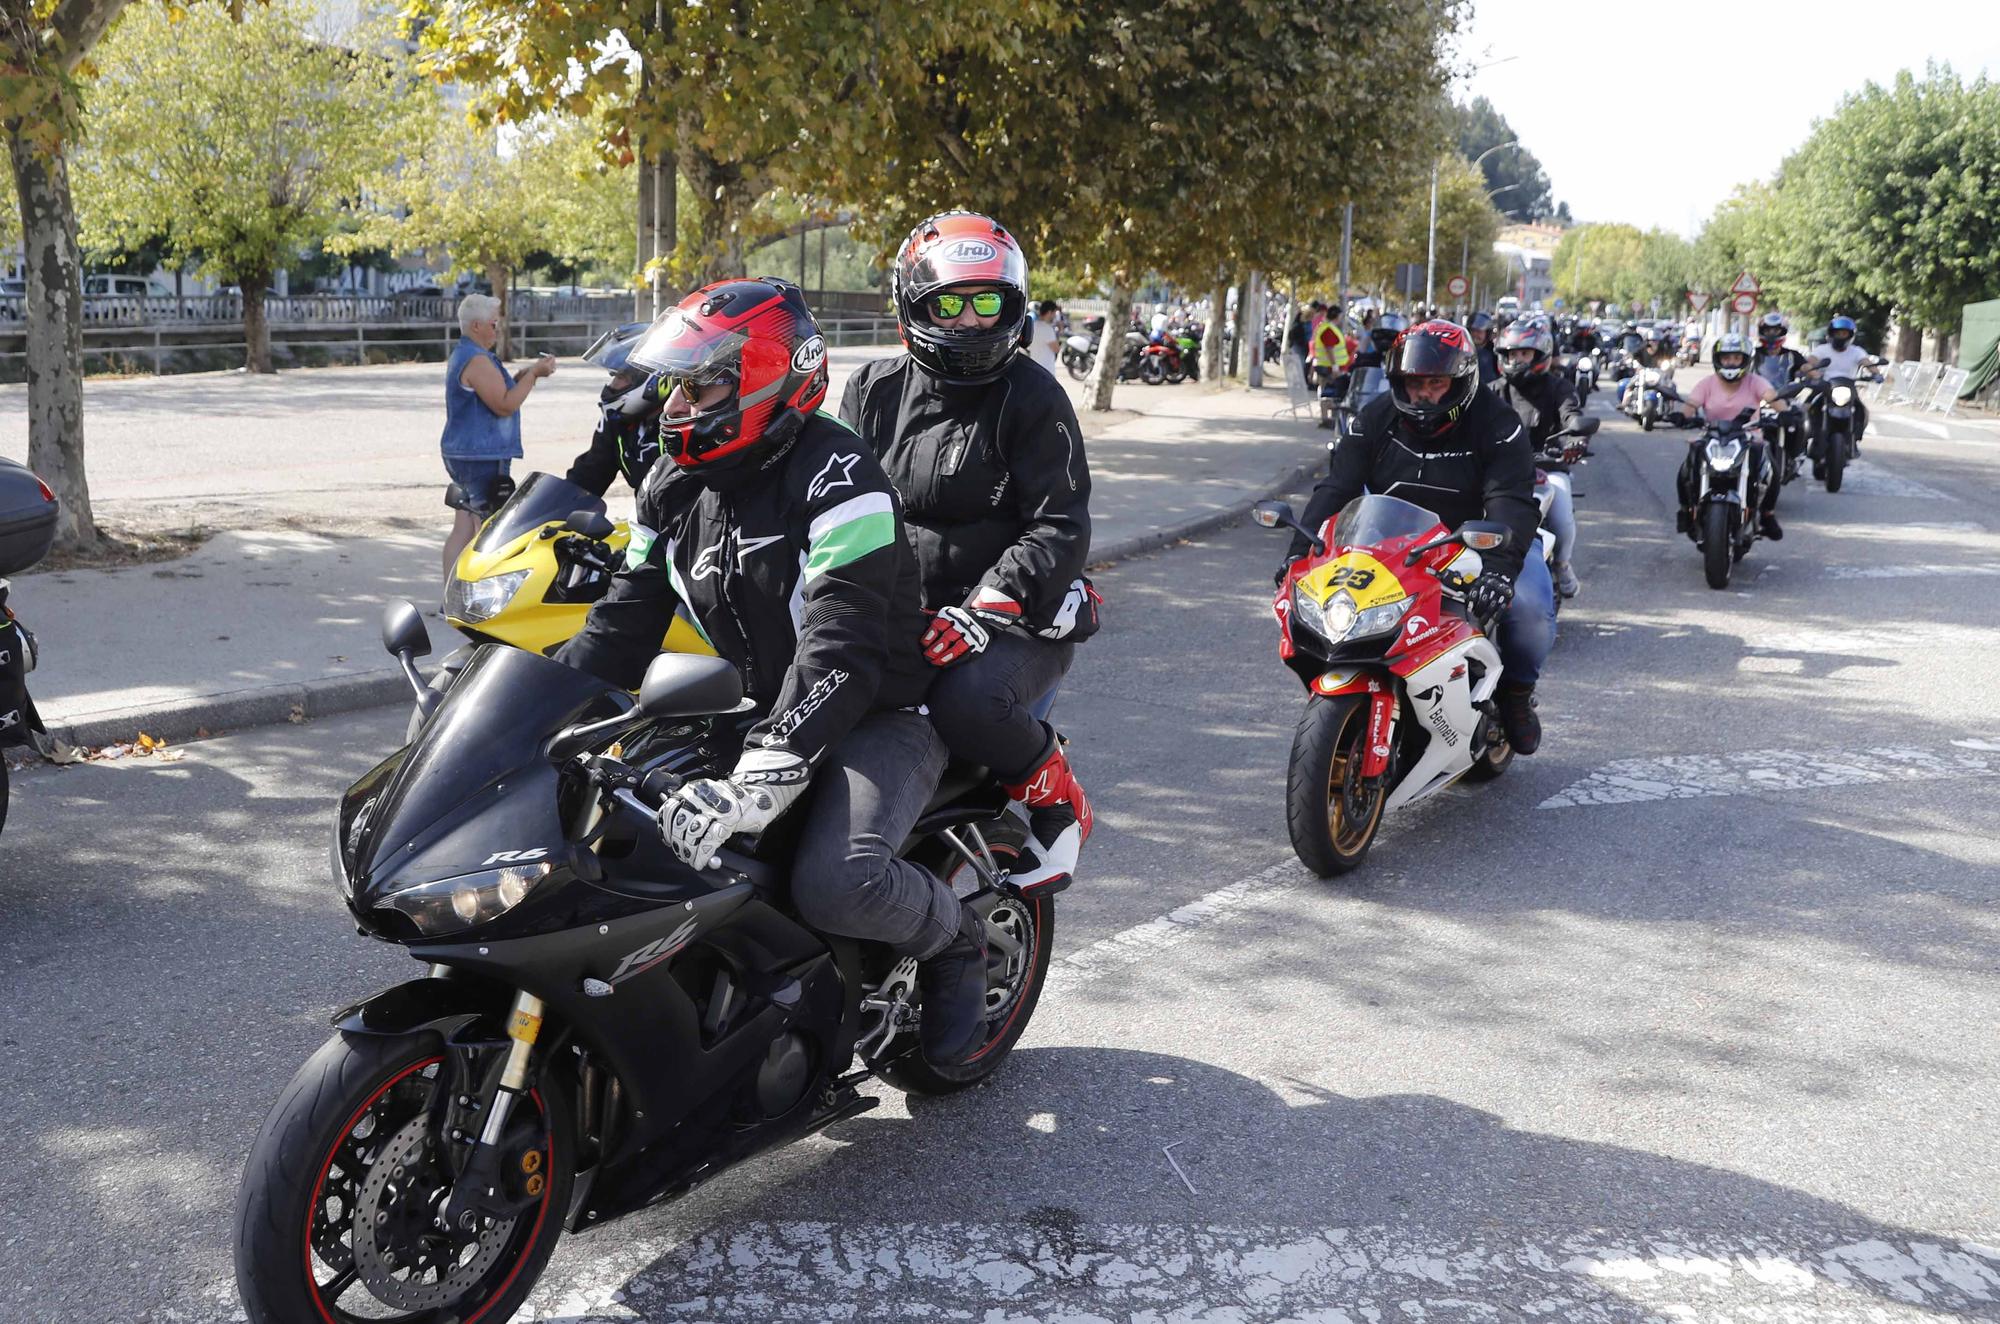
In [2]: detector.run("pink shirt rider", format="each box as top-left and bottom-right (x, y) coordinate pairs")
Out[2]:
(1685, 372), (1775, 421)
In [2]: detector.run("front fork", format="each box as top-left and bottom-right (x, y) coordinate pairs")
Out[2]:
(440, 989), (546, 1231)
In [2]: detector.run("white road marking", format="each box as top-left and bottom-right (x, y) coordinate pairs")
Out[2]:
(1045, 856), (1309, 993)
(1540, 738), (2000, 808)
(1826, 561), (2000, 580)
(1807, 460), (1957, 501)
(513, 1221), (2000, 1322)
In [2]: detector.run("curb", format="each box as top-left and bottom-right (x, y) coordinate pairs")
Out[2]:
(38, 454), (1323, 751)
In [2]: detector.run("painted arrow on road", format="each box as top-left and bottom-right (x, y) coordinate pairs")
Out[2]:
(1539, 738), (2000, 809)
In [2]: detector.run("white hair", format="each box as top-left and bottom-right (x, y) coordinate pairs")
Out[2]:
(457, 293), (502, 334)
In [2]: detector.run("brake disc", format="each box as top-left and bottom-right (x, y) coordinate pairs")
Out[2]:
(351, 1115), (518, 1311)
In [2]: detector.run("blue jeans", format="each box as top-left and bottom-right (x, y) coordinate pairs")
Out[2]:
(1544, 471), (1576, 564)
(442, 456), (512, 508)
(1497, 554), (1556, 688)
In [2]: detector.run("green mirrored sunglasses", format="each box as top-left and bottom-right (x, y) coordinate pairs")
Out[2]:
(930, 290), (1005, 319)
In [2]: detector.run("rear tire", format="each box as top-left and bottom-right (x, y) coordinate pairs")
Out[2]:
(877, 820), (1053, 1097)
(235, 1031), (573, 1324)
(1, 754), (10, 837)
(1065, 354), (1092, 383)
(1285, 694), (1388, 878)
(1825, 434), (1847, 492)
(1702, 503), (1733, 589)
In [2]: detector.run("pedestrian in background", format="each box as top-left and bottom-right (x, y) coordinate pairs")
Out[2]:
(440, 293), (554, 582)
(1028, 300), (1062, 373)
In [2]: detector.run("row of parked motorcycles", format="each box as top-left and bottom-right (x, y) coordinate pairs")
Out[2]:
(1061, 316), (1205, 385)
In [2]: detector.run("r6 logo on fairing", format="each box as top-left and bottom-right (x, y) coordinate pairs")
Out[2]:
(1328, 566), (1377, 590)
(482, 848), (549, 866)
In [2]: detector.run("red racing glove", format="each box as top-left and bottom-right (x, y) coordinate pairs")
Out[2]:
(921, 589), (1022, 668)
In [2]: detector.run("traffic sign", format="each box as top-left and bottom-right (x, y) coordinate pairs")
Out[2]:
(1445, 274), (1469, 299)
(1730, 270), (1762, 297)
(1687, 291), (1711, 314)
(1730, 292), (1758, 316)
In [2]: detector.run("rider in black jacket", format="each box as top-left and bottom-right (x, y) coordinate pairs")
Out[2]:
(1495, 316), (1584, 598)
(1751, 312), (1809, 478)
(1284, 320), (1554, 753)
(841, 212), (1097, 893)
(559, 278), (991, 1066)
(565, 328), (666, 498)
(1468, 311), (1501, 387)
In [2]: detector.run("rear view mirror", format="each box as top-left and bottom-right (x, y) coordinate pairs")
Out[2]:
(564, 509), (615, 540)
(380, 600), (432, 659)
(1251, 500), (1293, 529)
(1458, 522), (1512, 552)
(639, 654), (745, 719)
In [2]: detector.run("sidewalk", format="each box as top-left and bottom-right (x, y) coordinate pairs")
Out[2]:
(17, 367), (1322, 749)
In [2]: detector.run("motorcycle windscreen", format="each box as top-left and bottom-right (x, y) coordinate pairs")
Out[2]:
(471, 472), (608, 555)
(1332, 494), (1442, 549)
(1348, 365), (1388, 406)
(348, 646), (626, 893)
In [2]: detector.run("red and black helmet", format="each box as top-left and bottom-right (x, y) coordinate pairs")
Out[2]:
(892, 211), (1030, 384)
(1386, 319), (1482, 437)
(1495, 318), (1555, 380)
(626, 277), (829, 474)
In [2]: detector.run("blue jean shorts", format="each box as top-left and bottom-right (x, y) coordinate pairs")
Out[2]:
(442, 457), (512, 509)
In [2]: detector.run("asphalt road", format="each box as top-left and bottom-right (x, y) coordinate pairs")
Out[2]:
(4, 382), (1998, 1321)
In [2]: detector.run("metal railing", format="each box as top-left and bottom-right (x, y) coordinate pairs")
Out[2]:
(1876, 360), (1973, 417)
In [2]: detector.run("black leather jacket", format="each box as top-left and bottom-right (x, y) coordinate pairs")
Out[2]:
(1498, 371), (1584, 472)
(559, 413), (932, 768)
(564, 392), (661, 498)
(1290, 386), (1537, 579)
(841, 353), (1097, 641)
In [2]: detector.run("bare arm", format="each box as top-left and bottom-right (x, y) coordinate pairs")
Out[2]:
(462, 353), (553, 417)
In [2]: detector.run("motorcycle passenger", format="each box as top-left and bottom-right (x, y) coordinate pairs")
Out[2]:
(566, 322), (667, 498)
(1806, 314), (1875, 460)
(1282, 320), (1553, 754)
(1671, 332), (1782, 539)
(1495, 317), (1585, 600)
(558, 277), (992, 1067)
(1751, 313), (1809, 477)
(840, 212), (1098, 895)
(1468, 311), (1500, 387)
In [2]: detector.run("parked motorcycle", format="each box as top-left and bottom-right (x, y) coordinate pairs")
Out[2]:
(1171, 327), (1203, 382)
(422, 472), (712, 737)
(1060, 315), (1103, 382)
(1254, 495), (1517, 876)
(0, 458), (57, 836)
(234, 609), (1056, 1322)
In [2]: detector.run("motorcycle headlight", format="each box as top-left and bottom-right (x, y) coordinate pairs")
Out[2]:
(1705, 437), (1744, 471)
(377, 861), (552, 937)
(1291, 585), (1329, 639)
(445, 569), (530, 623)
(330, 816), (350, 898)
(1830, 384), (1854, 406)
(1578, 355), (1595, 373)
(1350, 596), (1413, 639)
(1643, 368), (1661, 385)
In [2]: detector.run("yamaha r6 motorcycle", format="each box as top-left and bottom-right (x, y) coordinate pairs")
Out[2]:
(1256, 494), (1517, 877)
(234, 606), (1054, 1322)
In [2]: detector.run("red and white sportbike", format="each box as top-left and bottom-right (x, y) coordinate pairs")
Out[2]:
(1255, 494), (1517, 876)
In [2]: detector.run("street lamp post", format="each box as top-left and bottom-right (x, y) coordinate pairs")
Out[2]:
(1428, 140), (1529, 317)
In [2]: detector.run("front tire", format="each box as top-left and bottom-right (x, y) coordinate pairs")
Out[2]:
(1, 754), (10, 836)
(235, 1030), (573, 1324)
(1286, 693), (1388, 878)
(877, 820), (1054, 1096)
(1065, 353), (1092, 383)
(1825, 434), (1847, 492)
(1701, 503), (1733, 589)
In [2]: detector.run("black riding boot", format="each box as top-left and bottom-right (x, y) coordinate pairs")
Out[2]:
(918, 900), (990, 1066)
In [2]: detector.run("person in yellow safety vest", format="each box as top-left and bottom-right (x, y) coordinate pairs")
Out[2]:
(1313, 302), (1353, 426)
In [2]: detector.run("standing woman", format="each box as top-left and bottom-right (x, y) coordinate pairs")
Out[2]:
(440, 292), (554, 580)
(840, 212), (1098, 893)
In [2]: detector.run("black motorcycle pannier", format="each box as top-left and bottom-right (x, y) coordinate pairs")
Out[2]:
(0, 458), (58, 575)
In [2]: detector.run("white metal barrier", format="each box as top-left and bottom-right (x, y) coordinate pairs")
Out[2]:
(1280, 354), (1314, 420)
(1928, 366), (1969, 415)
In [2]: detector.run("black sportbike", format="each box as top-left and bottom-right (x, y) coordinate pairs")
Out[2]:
(234, 604), (1055, 1322)
(0, 456), (58, 835)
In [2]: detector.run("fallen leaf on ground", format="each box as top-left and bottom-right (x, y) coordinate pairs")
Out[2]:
(156, 749), (186, 762)
(288, 703), (308, 724)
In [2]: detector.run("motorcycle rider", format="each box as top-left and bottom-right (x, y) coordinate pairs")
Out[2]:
(1564, 317), (1604, 359)
(565, 322), (667, 498)
(840, 212), (1097, 895)
(1467, 311), (1501, 386)
(558, 277), (992, 1067)
(1671, 331), (1782, 539)
(1280, 320), (1552, 754)
(1494, 317), (1585, 599)
(1751, 312), (1810, 479)
(1805, 314), (1875, 466)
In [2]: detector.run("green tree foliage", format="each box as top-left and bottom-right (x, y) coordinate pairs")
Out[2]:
(1552, 223), (1692, 313)
(1451, 96), (1557, 222)
(77, 0), (411, 371)
(1347, 154), (1506, 306)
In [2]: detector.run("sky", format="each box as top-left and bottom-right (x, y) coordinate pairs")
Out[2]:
(1456, 0), (2000, 237)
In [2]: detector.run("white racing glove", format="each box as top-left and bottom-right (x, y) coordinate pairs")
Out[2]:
(658, 747), (811, 870)
(921, 588), (1022, 668)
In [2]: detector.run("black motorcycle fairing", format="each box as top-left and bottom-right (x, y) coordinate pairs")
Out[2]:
(333, 972), (514, 1038)
(0, 599), (41, 751)
(471, 473), (608, 556)
(346, 647), (627, 901)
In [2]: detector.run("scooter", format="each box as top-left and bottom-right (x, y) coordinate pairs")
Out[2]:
(0, 458), (57, 836)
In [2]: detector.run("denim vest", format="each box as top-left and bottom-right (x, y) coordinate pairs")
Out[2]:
(440, 337), (523, 459)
